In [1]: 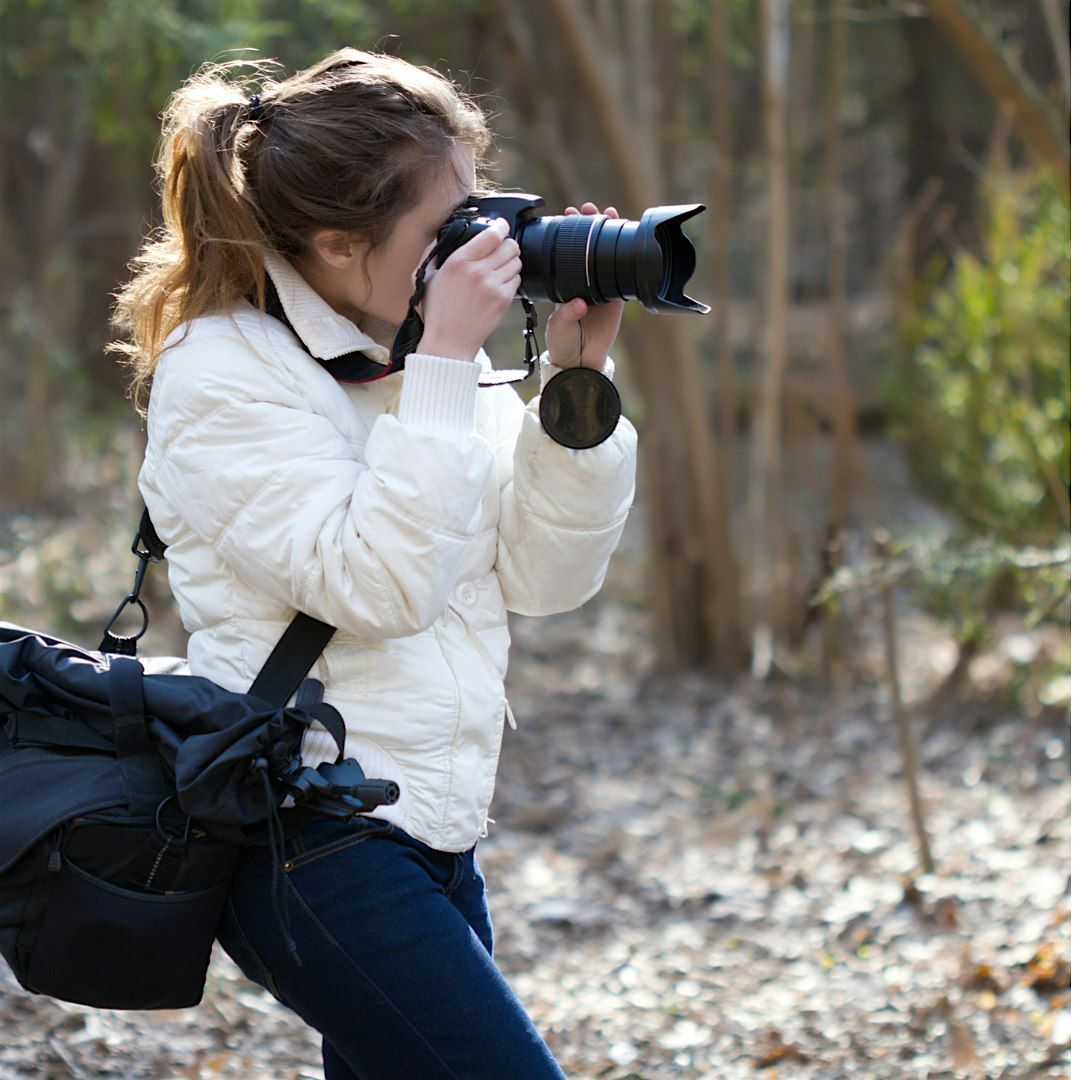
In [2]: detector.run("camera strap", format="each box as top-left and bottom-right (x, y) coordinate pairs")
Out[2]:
(390, 231), (539, 386)
(260, 274), (392, 385)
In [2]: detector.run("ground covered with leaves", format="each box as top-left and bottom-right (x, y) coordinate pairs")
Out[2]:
(0, 592), (1069, 1079)
(0, 434), (1070, 1078)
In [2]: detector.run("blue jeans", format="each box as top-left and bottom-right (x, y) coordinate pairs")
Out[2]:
(215, 812), (566, 1079)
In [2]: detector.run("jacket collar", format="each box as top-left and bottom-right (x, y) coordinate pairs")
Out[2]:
(263, 251), (391, 368)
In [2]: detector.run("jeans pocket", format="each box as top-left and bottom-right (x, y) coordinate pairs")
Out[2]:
(284, 815), (395, 872)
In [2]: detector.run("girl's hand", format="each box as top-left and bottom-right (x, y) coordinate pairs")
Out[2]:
(545, 203), (626, 371)
(416, 218), (522, 363)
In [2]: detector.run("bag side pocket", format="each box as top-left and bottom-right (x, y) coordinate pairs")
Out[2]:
(24, 853), (228, 1010)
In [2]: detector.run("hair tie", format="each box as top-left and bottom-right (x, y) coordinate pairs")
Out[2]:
(247, 94), (265, 124)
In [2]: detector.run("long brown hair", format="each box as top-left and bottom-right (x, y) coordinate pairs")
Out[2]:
(109, 48), (494, 417)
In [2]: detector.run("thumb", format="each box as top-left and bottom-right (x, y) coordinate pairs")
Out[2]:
(556, 299), (587, 322)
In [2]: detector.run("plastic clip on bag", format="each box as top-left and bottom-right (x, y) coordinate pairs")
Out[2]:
(0, 507), (398, 1009)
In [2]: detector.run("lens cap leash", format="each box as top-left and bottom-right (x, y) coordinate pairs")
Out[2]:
(537, 319), (623, 449)
(390, 224), (620, 447)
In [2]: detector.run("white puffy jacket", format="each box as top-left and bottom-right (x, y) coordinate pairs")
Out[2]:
(137, 252), (637, 852)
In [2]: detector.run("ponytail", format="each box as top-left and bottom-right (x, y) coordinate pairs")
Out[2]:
(109, 51), (494, 418)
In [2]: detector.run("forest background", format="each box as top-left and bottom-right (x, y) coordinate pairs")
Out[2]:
(0, 1), (1071, 1077)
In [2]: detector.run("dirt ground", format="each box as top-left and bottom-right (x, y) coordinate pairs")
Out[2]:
(0, 438), (1070, 1078)
(0, 593), (1069, 1079)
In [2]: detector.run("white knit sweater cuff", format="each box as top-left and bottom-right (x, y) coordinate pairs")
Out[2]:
(398, 353), (481, 432)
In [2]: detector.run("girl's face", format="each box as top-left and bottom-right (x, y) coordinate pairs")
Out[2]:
(300, 141), (477, 345)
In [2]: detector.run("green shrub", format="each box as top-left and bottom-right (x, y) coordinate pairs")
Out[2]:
(885, 164), (1070, 545)
(872, 165), (1070, 712)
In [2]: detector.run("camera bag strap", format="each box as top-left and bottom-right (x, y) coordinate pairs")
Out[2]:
(102, 507), (337, 714)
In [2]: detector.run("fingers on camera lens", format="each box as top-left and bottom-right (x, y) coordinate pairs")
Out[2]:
(498, 261), (522, 286)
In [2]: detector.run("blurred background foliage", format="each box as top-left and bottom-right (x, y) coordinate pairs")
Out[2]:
(0, 0), (1070, 716)
(888, 163), (1070, 545)
(877, 155), (1070, 714)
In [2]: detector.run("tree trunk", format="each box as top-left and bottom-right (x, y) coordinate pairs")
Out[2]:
(748, 0), (794, 677)
(823, 0), (860, 535)
(1037, 0), (1070, 105)
(708, 0), (748, 673)
(625, 0), (659, 172)
(6, 81), (93, 509)
(921, 0), (1070, 197)
(643, 2), (704, 656)
(492, 0), (588, 200)
(656, 0), (686, 201)
(876, 530), (935, 873)
(535, 0), (730, 669)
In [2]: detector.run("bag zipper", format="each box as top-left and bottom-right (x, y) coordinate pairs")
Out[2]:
(46, 819), (75, 874)
(44, 815), (173, 891)
(142, 841), (171, 891)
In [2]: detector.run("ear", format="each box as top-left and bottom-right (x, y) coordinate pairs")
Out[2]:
(309, 228), (359, 271)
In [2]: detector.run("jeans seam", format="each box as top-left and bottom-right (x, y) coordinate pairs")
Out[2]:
(445, 854), (465, 899)
(283, 875), (463, 1080)
(223, 894), (285, 1003)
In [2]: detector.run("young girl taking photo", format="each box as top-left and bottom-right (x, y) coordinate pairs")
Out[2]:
(111, 47), (636, 1078)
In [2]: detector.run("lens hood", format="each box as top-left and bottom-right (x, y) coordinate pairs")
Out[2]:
(634, 204), (711, 314)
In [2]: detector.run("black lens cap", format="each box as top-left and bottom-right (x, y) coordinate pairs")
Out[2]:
(538, 366), (622, 449)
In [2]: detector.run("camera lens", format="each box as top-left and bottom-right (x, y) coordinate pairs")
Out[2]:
(519, 206), (707, 313)
(435, 197), (709, 315)
(519, 213), (632, 306)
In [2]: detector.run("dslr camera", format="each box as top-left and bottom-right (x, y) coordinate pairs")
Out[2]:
(434, 193), (710, 314)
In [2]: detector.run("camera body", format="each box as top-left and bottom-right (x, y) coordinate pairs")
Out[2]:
(435, 193), (710, 315)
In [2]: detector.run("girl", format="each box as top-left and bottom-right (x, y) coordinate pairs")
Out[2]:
(111, 48), (636, 1079)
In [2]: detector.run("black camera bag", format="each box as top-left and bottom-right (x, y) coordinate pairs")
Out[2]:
(0, 508), (342, 1010)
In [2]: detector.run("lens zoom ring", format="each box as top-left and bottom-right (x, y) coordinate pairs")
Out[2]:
(552, 219), (594, 300)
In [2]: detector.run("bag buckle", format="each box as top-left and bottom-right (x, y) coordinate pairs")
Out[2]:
(99, 518), (159, 654)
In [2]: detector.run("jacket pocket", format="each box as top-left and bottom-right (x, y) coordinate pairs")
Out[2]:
(477, 701), (509, 840)
(452, 611), (509, 684)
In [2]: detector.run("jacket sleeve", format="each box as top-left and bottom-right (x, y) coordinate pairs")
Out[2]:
(139, 334), (494, 640)
(490, 351), (637, 616)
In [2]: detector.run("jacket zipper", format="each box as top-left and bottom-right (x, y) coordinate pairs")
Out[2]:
(437, 610), (515, 839)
